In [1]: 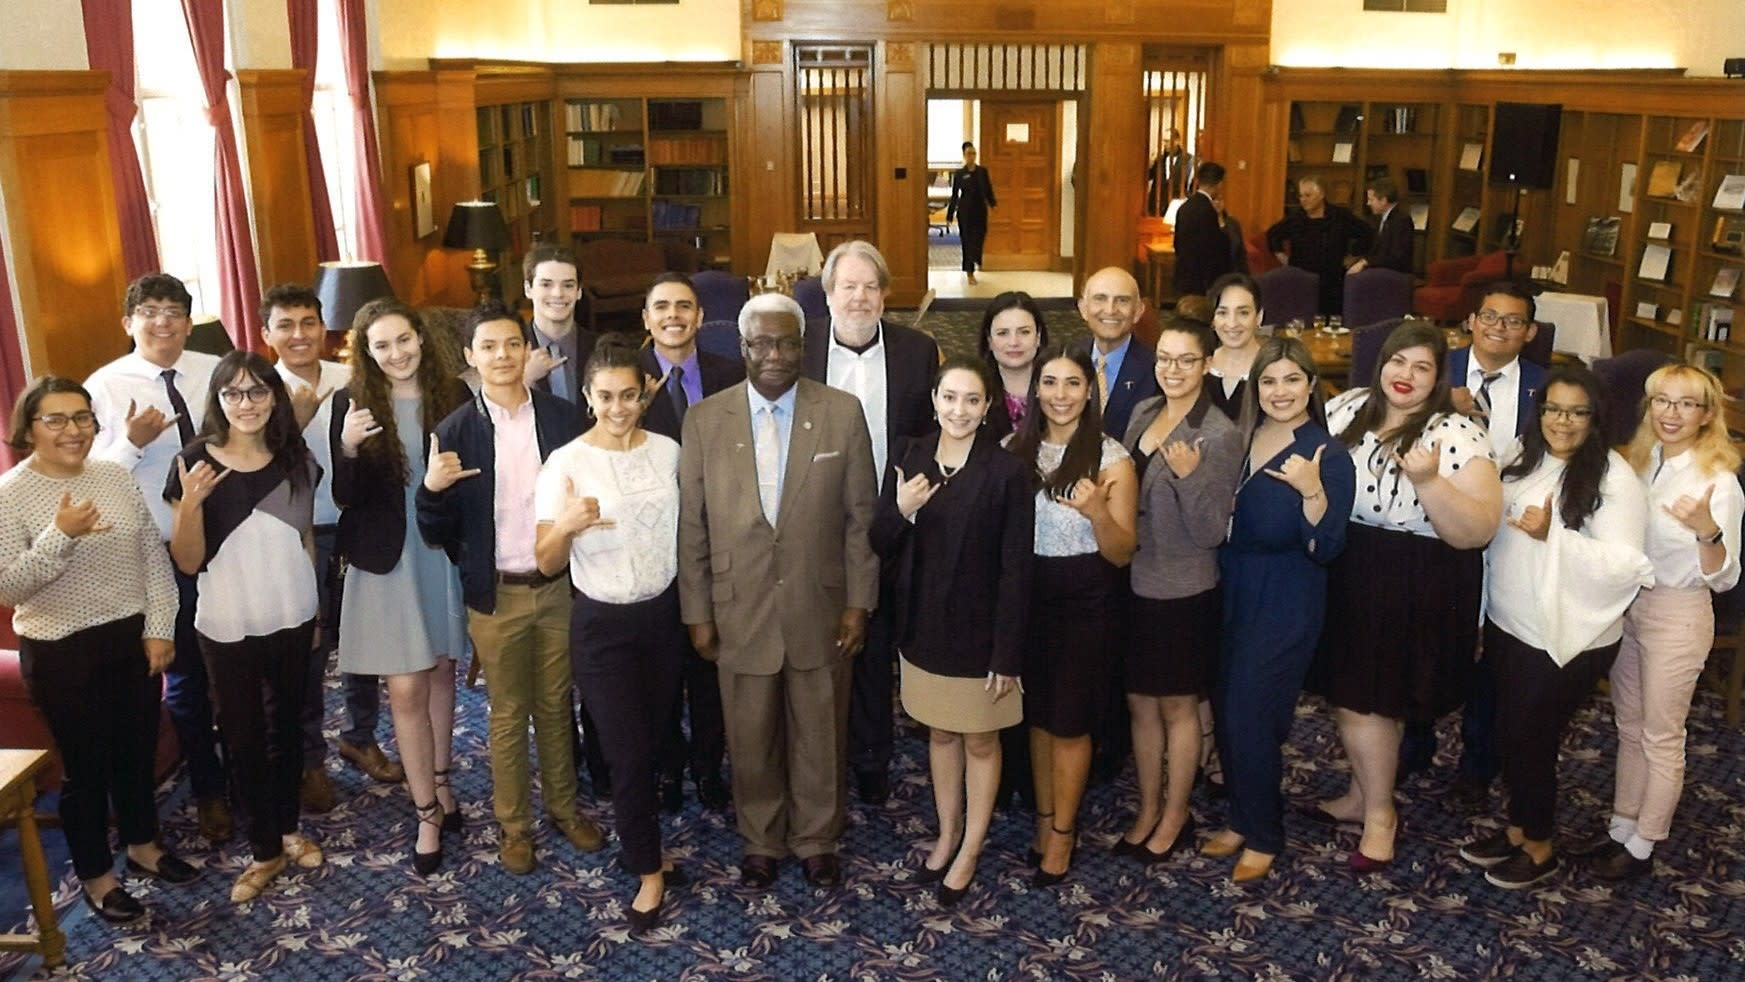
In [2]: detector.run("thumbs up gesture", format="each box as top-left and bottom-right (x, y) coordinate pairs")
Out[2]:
(423, 435), (481, 493)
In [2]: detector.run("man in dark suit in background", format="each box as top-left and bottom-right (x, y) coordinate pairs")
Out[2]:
(1076, 266), (1161, 441)
(1347, 176), (1414, 276)
(1172, 162), (1234, 298)
(638, 272), (743, 813)
(802, 240), (939, 806)
(679, 293), (880, 890)
(1402, 280), (1547, 811)
(1145, 128), (1192, 216)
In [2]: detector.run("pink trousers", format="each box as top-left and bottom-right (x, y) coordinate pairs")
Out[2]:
(1609, 585), (1714, 842)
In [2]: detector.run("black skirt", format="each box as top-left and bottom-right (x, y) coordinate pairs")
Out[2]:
(1312, 521), (1484, 721)
(1124, 587), (1221, 697)
(1023, 553), (1119, 738)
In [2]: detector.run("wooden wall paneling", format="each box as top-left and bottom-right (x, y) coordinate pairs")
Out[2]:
(875, 42), (925, 303)
(372, 70), (480, 307)
(433, 71), (484, 306)
(237, 70), (319, 299)
(741, 50), (798, 278)
(0, 71), (129, 381)
(1080, 43), (1146, 286)
(746, 0), (1271, 44)
(1216, 42), (1272, 238)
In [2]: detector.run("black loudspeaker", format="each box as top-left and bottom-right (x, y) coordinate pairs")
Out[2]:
(1490, 102), (1562, 190)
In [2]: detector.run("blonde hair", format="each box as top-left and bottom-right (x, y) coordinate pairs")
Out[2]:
(1623, 363), (1742, 477)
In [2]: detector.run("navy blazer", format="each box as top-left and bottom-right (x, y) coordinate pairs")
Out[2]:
(1172, 191), (1233, 297)
(802, 318), (940, 482)
(413, 388), (583, 614)
(638, 346), (745, 443)
(1074, 335), (1162, 442)
(1446, 347), (1547, 440)
(330, 388), (421, 576)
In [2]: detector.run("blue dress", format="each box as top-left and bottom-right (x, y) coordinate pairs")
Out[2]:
(337, 398), (468, 676)
(1215, 420), (1355, 856)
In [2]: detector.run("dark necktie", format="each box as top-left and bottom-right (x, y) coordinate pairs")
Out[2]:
(1474, 370), (1503, 424)
(669, 365), (689, 425)
(160, 368), (197, 447)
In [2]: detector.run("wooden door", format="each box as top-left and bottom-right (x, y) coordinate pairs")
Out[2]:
(979, 99), (1059, 270)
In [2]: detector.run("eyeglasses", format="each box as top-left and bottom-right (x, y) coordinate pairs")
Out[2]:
(1649, 395), (1707, 415)
(131, 305), (188, 321)
(743, 336), (803, 356)
(1156, 354), (1204, 371)
(219, 386), (273, 406)
(34, 411), (99, 432)
(1474, 309), (1531, 332)
(1540, 405), (1594, 422)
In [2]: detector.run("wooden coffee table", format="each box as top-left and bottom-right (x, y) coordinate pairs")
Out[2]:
(0, 749), (64, 970)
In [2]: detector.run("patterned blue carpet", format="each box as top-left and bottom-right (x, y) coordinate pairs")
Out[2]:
(6, 669), (1745, 980)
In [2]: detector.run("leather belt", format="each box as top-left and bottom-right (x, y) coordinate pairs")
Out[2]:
(496, 569), (561, 587)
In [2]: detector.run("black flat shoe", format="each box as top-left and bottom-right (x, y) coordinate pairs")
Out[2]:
(1587, 842), (1652, 881)
(659, 776), (684, 814)
(83, 885), (146, 924)
(627, 895), (663, 933)
(1566, 829), (1621, 859)
(125, 851), (200, 885)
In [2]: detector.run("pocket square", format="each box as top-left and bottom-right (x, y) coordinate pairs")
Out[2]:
(813, 450), (841, 461)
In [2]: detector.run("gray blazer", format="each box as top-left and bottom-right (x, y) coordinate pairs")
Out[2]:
(1122, 390), (1243, 599)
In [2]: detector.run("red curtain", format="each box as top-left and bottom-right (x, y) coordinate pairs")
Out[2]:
(0, 231), (27, 469)
(336, 0), (387, 262)
(288, 0), (340, 262)
(178, 0), (261, 352)
(80, 0), (161, 280)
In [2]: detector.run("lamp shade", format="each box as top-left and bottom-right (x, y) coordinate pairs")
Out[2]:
(442, 200), (511, 252)
(186, 314), (235, 356)
(313, 261), (396, 334)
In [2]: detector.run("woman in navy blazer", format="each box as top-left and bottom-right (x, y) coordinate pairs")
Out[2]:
(872, 356), (1033, 907)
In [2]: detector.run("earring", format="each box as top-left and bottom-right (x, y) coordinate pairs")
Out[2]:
(980, 414), (989, 427)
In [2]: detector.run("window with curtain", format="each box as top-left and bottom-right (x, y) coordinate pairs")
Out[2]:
(131, 0), (220, 314)
(311, 0), (360, 261)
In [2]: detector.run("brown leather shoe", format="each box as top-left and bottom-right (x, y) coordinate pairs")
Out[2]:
(197, 797), (233, 844)
(337, 740), (406, 784)
(740, 854), (778, 889)
(500, 830), (536, 874)
(300, 767), (337, 813)
(552, 815), (604, 852)
(802, 853), (842, 889)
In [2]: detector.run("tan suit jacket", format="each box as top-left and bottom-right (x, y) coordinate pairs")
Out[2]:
(678, 378), (880, 673)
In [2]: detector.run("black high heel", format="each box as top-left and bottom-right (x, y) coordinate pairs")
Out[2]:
(937, 872), (975, 907)
(1033, 825), (1077, 887)
(413, 801), (444, 876)
(1142, 813), (1198, 863)
(1027, 812), (1054, 867)
(434, 768), (462, 835)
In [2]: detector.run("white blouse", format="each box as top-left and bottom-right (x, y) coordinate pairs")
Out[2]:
(1026, 436), (1130, 558)
(1487, 447), (1654, 666)
(1640, 444), (1744, 592)
(1326, 388), (1495, 538)
(536, 434), (680, 604)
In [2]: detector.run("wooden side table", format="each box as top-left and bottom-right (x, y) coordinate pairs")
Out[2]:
(0, 749), (64, 970)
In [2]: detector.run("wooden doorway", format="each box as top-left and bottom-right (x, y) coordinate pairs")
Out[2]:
(979, 99), (1060, 271)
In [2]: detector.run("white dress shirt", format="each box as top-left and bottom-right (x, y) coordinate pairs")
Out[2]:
(826, 325), (891, 492)
(1467, 356), (1523, 460)
(86, 349), (221, 539)
(1642, 445), (1744, 592)
(276, 360), (351, 526)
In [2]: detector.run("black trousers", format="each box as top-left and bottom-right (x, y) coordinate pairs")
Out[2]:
(1487, 620), (1618, 842)
(959, 215), (987, 273)
(658, 643), (726, 783)
(200, 620), (315, 861)
(167, 570), (225, 798)
(19, 615), (161, 880)
(570, 585), (683, 875)
(848, 596), (896, 778)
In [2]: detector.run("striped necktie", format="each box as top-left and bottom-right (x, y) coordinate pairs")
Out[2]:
(1473, 370), (1503, 423)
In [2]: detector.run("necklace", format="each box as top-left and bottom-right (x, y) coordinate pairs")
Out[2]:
(936, 447), (970, 485)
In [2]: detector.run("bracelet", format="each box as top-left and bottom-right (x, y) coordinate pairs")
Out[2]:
(1700, 526), (1725, 545)
(1302, 489), (1325, 501)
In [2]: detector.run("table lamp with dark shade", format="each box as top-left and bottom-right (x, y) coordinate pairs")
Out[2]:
(443, 200), (511, 304)
(313, 261), (395, 335)
(185, 314), (236, 356)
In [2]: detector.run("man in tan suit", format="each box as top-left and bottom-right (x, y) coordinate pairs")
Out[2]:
(678, 292), (879, 890)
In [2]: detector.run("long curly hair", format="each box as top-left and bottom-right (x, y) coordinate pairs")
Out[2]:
(345, 299), (469, 487)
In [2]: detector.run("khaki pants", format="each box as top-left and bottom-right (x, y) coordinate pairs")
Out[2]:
(718, 659), (852, 859)
(468, 579), (578, 834)
(1609, 585), (1713, 842)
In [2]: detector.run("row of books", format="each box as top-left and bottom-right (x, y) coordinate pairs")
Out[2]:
(649, 138), (726, 166)
(652, 200), (704, 231)
(565, 102), (631, 133)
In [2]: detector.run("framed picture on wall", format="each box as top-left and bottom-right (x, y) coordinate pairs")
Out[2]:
(411, 161), (436, 239)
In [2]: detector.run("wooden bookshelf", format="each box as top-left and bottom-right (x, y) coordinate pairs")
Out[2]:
(1281, 99), (1438, 273)
(476, 98), (558, 299)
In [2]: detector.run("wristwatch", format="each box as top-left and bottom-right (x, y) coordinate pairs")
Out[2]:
(1701, 526), (1725, 545)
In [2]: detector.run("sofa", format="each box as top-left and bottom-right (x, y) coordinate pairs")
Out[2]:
(1412, 250), (1508, 323)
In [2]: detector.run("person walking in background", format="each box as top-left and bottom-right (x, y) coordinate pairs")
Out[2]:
(1, 376), (198, 923)
(947, 141), (997, 284)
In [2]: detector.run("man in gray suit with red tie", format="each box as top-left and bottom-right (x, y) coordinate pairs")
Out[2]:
(678, 292), (880, 891)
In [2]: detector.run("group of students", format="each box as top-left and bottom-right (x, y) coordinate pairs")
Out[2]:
(1, 254), (1735, 940)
